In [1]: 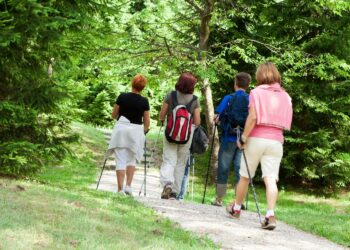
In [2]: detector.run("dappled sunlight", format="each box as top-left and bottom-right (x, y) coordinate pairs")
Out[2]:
(0, 228), (52, 249)
(281, 192), (350, 213)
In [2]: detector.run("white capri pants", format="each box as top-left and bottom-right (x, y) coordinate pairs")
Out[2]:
(114, 148), (137, 170)
(239, 137), (283, 181)
(159, 127), (194, 193)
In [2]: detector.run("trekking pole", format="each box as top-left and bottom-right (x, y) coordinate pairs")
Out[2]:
(202, 123), (217, 204)
(143, 139), (147, 196)
(138, 123), (163, 196)
(242, 149), (262, 223)
(245, 190), (249, 210)
(191, 154), (195, 201)
(186, 153), (191, 197)
(96, 157), (108, 190)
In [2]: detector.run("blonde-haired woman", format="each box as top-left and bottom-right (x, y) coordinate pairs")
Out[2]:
(108, 74), (150, 195)
(226, 62), (293, 230)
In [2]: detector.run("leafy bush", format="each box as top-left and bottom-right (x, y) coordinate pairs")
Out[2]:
(0, 0), (99, 175)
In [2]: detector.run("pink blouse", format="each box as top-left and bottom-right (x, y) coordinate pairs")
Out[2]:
(249, 83), (293, 143)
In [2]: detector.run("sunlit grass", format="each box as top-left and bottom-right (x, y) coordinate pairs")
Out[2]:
(0, 122), (217, 250)
(0, 180), (216, 249)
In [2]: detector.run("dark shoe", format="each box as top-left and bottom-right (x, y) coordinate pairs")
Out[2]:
(161, 184), (172, 199)
(226, 203), (241, 219)
(211, 197), (223, 207)
(169, 192), (177, 200)
(261, 216), (276, 230)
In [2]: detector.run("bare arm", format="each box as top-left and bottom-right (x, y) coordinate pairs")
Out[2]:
(238, 105), (257, 148)
(143, 111), (150, 133)
(111, 104), (119, 119)
(159, 102), (168, 122)
(193, 108), (201, 126)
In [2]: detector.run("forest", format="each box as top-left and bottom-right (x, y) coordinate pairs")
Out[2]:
(1, 0), (350, 193)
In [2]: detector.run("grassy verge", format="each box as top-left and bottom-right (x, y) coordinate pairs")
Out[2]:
(0, 122), (217, 250)
(33, 122), (106, 190)
(184, 151), (350, 247)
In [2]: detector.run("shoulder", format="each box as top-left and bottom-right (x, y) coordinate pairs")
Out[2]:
(224, 94), (234, 102)
(140, 95), (148, 101)
(116, 92), (127, 101)
(164, 91), (174, 102)
(193, 94), (200, 107)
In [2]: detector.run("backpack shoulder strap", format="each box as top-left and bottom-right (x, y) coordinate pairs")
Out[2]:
(186, 95), (197, 113)
(171, 91), (178, 107)
(223, 93), (236, 112)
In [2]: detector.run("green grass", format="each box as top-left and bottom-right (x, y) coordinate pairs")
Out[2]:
(33, 122), (106, 190)
(0, 122), (217, 250)
(0, 180), (216, 249)
(182, 150), (350, 247)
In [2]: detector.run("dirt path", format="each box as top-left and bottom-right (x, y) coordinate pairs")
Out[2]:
(96, 130), (348, 250)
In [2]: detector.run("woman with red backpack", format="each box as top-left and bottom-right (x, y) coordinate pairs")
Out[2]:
(159, 72), (201, 199)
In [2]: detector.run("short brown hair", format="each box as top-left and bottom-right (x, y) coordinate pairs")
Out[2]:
(132, 74), (147, 92)
(175, 72), (197, 94)
(235, 72), (251, 89)
(256, 62), (281, 85)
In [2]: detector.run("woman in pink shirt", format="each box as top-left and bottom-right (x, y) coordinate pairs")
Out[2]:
(226, 62), (293, 230)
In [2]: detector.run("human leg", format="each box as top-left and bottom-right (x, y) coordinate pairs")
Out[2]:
(160, 137), (178, 198)
(116, 170), (125, 191)
(212, 142), (235, 206)
(227, 138), (262, 217)
(159, 137), (178, 186)
(264, 177), (278, 211)
(177, 155), (191, 200)
(126, 165), (136, 187)
(114, 148), (128, 192)
(173, 146), (191, 194)
(233, 147), (242, 186)
(260, 139), (283, 230)
(234, 176), (249, 205)
(260, 140), (282, 209)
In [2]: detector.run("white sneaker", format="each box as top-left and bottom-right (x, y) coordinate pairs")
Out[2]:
(118, 190), (126, 196)
(124, 186), (133, 196)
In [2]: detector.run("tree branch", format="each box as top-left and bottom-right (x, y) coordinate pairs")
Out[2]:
(184, 0), (204, 14)
(163, 37), (173, 56)
(97, 48), (161, 55)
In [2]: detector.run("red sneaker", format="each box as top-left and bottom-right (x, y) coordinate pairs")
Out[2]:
(226, 203), (241, 219)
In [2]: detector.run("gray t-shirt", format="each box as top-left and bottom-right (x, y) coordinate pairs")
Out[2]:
(164, 91), (200, 116)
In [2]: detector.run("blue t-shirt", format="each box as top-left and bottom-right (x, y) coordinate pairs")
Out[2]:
(215, 90), (249, 142)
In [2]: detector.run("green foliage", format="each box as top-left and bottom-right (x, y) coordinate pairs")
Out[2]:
(1, 0), (349, 191)
(0, 0), (103, 175)
(83, 90), (113, 126)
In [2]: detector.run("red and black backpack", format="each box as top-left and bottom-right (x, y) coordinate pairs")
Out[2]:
(165, 91), (197, 144)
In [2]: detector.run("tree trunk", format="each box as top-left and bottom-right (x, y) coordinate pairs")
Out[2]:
(197, 0), (219, 183)
(201, 79), (220, 183)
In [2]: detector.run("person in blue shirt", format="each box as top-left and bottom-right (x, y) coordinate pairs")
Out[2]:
(212, 72), (251, 206)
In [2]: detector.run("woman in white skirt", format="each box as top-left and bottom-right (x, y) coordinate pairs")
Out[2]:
(109, 74), (150, 195)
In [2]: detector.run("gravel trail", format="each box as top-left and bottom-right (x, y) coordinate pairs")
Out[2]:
(96, 130), (348, 250)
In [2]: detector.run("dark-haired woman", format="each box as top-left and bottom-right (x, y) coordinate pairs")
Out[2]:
(159, 72), (201, 199)
(108, 74), (150, 196)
